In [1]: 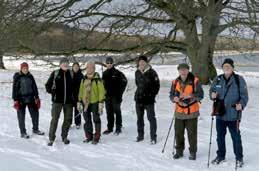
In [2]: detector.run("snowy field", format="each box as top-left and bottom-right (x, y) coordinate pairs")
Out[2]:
(0, 59), (259, 171)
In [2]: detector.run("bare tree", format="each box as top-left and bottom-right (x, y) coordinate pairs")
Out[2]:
(0, 0), (48, 69)
(35, 0), (258, 84)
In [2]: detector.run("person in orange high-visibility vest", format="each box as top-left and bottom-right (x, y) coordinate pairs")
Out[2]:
(169, 63), (204, 160)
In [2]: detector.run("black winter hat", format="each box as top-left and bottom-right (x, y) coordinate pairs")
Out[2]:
(177, 63), (190, 70)
(106, 57), (114, 64)
(60, 58), (69, 65)
(222, 58), (234, 68)
(138, 55), (148, 62)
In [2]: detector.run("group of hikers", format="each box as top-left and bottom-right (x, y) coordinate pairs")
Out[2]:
(12, 55), (249, 168)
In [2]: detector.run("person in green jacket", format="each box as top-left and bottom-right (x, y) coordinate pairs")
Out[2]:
(78, 61), (105, 144)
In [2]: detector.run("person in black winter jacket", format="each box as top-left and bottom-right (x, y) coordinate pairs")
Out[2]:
(102, 57), (127, 135)
(135, 55), (160, 144)
(71, 62), (84, 129)
(45, 58), (74, 146)
(12, 62), (44, 139)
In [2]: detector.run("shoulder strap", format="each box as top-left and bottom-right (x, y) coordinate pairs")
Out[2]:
(192, 76), (199, 92)
(173, 79), (179, 91)
(233, 73), (241, 101)
(52, 70), (59, 90)
(221, 74), (236, 99)
(69, 70), (74, 79)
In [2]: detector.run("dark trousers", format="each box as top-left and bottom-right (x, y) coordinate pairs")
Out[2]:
(174, 118), (198, 155)
(216, 119), (243, 160)
(71, 106), (81, 126)
(136, 103), (157, 140)
(83, 103), (101, 137)
(17, 103), (39, 134)
(105, 97), (122, 131)
(49, 103), (73, 141)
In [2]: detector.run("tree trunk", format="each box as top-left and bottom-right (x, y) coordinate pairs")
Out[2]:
(188, 48), (217, 84)
(187, 36), (217, 85)
(0, 51), (5, 69)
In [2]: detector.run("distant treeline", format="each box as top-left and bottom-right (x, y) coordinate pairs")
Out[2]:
(4, 23), (259, 55)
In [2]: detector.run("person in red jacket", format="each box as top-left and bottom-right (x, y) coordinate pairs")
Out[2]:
(12, 62), (44, 139)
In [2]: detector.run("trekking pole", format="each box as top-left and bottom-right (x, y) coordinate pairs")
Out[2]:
(162, 115), (175, 153)
(207, 116), (215, 168)
(235, 110), (241, 171)
(74, 111), (82, 119)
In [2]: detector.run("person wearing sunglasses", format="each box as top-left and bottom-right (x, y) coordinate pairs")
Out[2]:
(102, 57), (127, 135)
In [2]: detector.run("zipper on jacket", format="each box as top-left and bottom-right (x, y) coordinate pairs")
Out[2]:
(64, 72), (66, 104)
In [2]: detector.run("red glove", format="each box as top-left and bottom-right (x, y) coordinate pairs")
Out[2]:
(35, 98), (41, 110)
(14, 101), (20, 111)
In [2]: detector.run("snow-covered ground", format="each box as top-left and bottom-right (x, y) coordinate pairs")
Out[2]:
(0, 60), (259, 171)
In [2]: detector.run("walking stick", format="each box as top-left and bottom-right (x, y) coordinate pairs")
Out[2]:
(162, 115), (175, 153)
(207, 116), (214, 168)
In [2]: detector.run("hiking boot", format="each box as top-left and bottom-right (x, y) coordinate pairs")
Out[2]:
(84, 133), (93, 143)
(150, 138), (157, 145)
(173, 153), (183, 159)
(236, 158), (244, 168)
(114, 129), (122, 135)
(189, 153), (196, 160)
(33, 130), (45, 136)
(136, 136), (144, 142)
(92, 132), (100, 145)
(62, 138), (70, 145)
(83, 138), (92, 143)
(21, 133), (30, 139)
(47, 141), (54, 146)
(103, 129), (113, 135)
(211, 156), (225, 165)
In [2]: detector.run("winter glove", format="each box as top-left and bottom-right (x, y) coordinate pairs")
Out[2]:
(14, 101), (21, 111)
(77, 102), (83, 113)
(98, 102), (104, 115)
(35, 98), (41, 110)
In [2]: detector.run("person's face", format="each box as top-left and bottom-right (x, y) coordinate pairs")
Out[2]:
(222, 64), (234, 76)
(106, 62), (113, 69)
(21, 67), (29, 74)
(86, 63), (95, 74)
(60, 62), (69, 71)
(73, 64), (80, 73)
(179, 68), (189, 79)
(138, 60), (147, 71)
